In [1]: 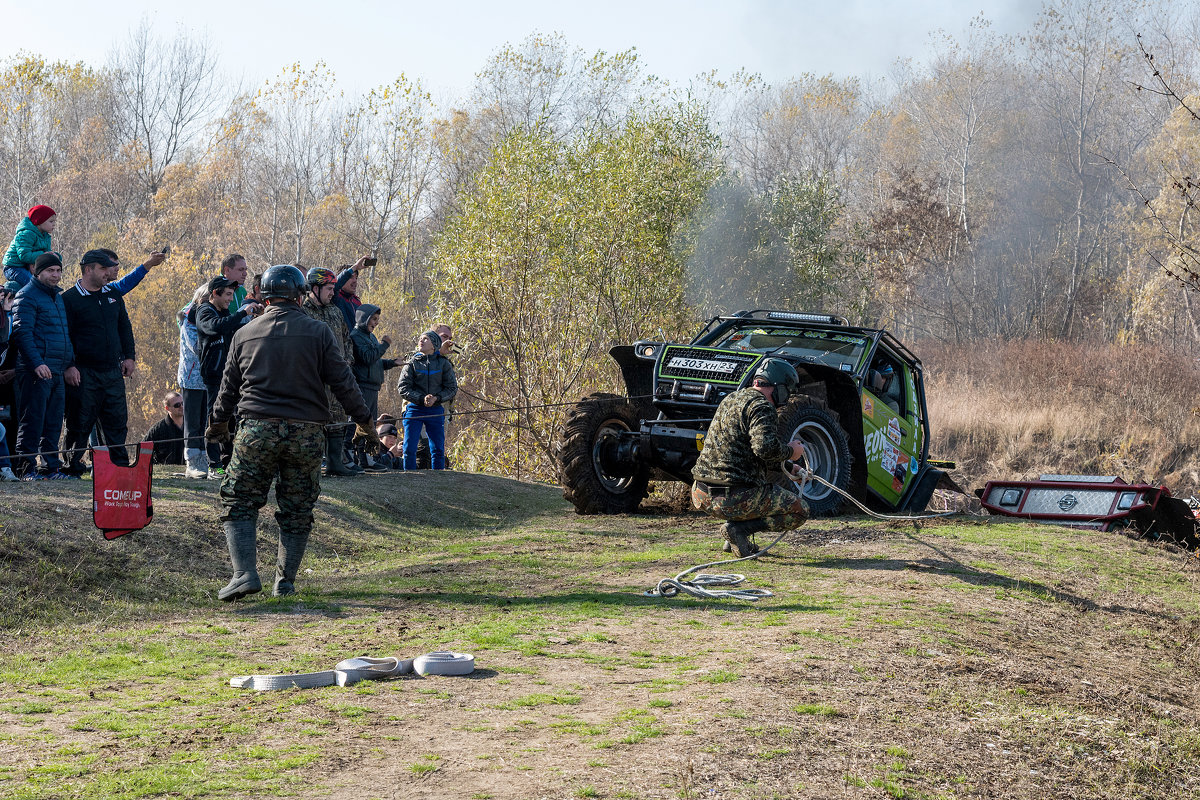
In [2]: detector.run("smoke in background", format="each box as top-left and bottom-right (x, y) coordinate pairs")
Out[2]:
(682, 174), (867, 321)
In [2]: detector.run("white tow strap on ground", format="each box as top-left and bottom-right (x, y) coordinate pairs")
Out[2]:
(413, 651), (475, 676)
(647, 459), (963, 602)
(230, 653), (473, 691)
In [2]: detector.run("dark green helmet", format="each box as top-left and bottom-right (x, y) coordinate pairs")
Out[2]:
(751, 358), (800, 406)
(260, 265), (305, 301)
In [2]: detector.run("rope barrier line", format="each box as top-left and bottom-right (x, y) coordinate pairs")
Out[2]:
(7, 393), (659, 461)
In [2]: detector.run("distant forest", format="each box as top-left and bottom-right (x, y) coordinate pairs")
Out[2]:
(4, 0), (1200, 477)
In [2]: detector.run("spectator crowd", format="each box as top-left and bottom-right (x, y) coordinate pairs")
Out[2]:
(0, 205), (458, 482)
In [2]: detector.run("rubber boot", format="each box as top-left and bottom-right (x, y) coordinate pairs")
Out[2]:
(218, 520), (262, 601)
(274, 529), (311, 596)
(343, 431), (363, 474)
(360, 445), (385, 472)
(323, 432), (357, 476)
(722, 518), (767, 558)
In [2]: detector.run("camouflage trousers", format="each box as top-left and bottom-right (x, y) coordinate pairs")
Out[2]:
(691, 482), (810, 531)
(220, 419), (325, 534)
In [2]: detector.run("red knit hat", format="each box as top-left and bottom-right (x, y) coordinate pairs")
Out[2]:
(27, 205), (55, 226)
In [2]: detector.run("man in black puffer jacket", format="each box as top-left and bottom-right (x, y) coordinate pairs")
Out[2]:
(10, 253), (75, 478)
(192, 275), (261, 476)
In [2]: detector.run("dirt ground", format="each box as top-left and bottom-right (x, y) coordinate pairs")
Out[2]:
(1, 473), (1198, 799)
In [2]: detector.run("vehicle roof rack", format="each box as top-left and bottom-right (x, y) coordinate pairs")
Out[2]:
(735, 310), (849, 325)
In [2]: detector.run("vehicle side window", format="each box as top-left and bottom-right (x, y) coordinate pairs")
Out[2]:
(867, 352), (906, 417)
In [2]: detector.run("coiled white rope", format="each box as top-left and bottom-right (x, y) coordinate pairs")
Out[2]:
(644, 534), (791, 601)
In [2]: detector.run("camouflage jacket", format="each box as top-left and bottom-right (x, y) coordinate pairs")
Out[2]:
(301, 297), (351, 363)
(691, 387), (790, 488)
(301, 297), (353, 420)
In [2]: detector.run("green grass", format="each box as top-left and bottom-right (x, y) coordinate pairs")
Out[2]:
(495, 692), (582, 709)
(1, 476), (1197, 800)
(697, 669), (740, 684)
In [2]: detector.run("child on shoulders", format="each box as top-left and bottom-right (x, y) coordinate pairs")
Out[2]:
(3, 206), (56, 288)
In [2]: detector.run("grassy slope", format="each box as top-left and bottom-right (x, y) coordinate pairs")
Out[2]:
(0, 471), (1198, 800)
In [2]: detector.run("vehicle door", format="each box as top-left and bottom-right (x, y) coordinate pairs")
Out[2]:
(860, 350), (923, 505)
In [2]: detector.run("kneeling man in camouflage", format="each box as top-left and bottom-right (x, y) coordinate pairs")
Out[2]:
(690, 358), (809, 557)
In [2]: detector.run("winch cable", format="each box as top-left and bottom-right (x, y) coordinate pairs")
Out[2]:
(647, 454), (967, 602)
(645, 528), (794, 601)
(787, 465), (965, 523)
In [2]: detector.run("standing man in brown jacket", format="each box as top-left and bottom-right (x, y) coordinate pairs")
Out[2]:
(206, 265), (378, 601)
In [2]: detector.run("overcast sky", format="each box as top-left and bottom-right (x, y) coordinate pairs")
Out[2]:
(8, 0), (1046, 99)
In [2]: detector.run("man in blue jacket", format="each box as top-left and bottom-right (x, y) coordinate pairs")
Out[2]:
(10, 252), (76, 479)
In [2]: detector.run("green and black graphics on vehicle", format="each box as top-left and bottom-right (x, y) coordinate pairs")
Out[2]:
(557, 310), (953, 518)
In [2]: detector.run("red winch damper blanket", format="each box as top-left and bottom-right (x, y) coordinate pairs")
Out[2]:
(92, 443), (154, 540)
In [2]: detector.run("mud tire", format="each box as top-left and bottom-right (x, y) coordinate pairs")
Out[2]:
(776, 398), (853, 517)
(558, 393), (650, 515)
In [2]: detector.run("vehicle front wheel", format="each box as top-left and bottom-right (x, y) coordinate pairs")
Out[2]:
(557, 393), (650, 515)
(776, 398), (853, 516)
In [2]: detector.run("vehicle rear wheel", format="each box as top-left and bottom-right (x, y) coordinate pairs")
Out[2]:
(558, 393), (650, 515)
(776, 398), (853, 516)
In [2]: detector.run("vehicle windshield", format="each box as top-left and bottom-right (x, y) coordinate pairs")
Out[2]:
(708, 325), (869, 370)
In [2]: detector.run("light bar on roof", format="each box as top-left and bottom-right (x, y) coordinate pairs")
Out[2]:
(765, 312), (847, 325)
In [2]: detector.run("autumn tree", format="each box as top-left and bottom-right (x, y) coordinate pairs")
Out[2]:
(686, 172), (863, 318)
(247, 63), (343, 265)
(431, 106), (720, 479)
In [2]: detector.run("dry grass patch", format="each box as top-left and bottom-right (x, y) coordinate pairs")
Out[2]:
(923, 340), (1200, 493)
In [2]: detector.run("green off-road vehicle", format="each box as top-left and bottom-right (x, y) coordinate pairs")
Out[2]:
(557, 310), (952, 516)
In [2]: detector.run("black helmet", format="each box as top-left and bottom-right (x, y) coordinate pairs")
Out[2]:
(751, 358), (800, 406)
(260, 265), (305, 301)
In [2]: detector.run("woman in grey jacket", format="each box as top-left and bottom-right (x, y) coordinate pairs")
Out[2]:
(397, 330), (456, 470)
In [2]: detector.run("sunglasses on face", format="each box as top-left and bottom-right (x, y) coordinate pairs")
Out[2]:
(170, 402), (183, 409)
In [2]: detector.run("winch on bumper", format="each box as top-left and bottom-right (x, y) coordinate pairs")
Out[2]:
(593, 420), (709, 482)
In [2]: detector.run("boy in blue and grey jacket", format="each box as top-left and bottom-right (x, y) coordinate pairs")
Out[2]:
(3, 205), (56, 288)
(397, 330), (457, 470)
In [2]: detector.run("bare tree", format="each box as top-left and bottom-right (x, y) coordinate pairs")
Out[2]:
(111, 19), (223, 202)
(337, 75), (438, 296)
(472, 33), (648, 143)
(248, 62), (342, 265)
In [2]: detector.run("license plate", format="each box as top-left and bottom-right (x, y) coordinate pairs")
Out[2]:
(667, 356), (738, 374)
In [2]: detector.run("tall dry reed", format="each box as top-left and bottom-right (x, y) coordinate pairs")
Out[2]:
(922, 340), (1200, 493)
